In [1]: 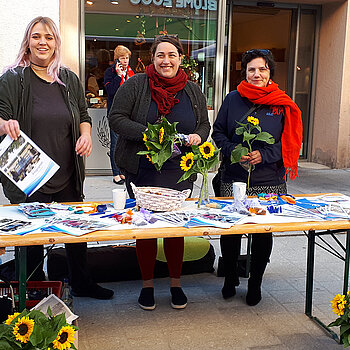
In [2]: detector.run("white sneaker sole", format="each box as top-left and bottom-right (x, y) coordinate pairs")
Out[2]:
(171, 302), (187, 309)
(138, 302), (156, 311)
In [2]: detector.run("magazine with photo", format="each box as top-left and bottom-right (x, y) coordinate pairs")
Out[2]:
(0, 132), (59, 196)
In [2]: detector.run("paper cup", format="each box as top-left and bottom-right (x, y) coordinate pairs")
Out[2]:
(112, 188), (127, 210)
(232, 182), (247, 201)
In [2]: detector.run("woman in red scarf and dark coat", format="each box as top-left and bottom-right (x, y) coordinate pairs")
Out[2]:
(212, 49), (303, 306)
(108, 36), (210, 310)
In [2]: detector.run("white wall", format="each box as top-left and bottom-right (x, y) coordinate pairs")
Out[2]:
(0, 0), (59, 73)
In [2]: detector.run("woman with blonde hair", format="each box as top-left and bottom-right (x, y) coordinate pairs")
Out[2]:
(104, 45), (135, 185)
(0, 16), (113, 300)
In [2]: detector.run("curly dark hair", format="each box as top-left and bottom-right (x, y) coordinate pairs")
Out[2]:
(241, 49), (275, 81)
(150, 35), (184, 57)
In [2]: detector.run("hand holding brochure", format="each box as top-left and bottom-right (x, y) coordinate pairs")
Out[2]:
(0, 132), (59, 196)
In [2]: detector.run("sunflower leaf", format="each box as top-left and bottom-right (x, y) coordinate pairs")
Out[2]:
(231, 144), (249, 164)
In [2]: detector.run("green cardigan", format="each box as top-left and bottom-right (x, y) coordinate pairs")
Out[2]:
(108, 73), (211, 175)
(0, 66), (91, 203)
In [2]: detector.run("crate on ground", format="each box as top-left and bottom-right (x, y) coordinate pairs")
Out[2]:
(0, 281), (62, 308)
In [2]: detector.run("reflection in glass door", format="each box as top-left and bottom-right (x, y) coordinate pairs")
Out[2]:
(294, 9), (318, 158)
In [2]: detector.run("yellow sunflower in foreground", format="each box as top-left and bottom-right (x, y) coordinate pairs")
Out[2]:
(13, 316), (34, 343)
(247, 116), (259, 126)
(180, 152), (194, 171)
(52, 325), (76, 350)
(331, 294), (347, 316)
(159, 127), (164, 144)
(199, 142), (215, 159)
(143, 133), (147, 142)
(5, 312), (20, 325)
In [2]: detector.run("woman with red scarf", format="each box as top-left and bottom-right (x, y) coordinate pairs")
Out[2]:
(212, 49), (303, 306)
(108, 36), (210, 310)
(104, 45), (135, 185)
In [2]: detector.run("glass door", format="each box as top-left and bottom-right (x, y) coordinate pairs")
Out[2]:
(227, 2), (319, 159)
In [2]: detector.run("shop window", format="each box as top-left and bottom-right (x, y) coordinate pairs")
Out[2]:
(84, 0), (218, 110)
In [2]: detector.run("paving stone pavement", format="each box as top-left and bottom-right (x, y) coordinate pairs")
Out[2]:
(1, 162), (350, 349)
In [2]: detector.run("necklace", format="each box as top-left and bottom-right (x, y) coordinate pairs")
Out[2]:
(31, 65), (47, 72)
(30, 61), (48, 68)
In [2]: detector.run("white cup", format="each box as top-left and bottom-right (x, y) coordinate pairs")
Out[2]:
(112, 188), (127, 210)
(232, 182), (247, 201)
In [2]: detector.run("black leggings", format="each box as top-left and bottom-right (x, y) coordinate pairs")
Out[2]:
(220, 233), (272, 281)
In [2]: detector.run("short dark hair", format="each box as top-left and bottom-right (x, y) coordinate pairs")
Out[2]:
(241, 49), (275, 81)
(150, 35), (184, 57)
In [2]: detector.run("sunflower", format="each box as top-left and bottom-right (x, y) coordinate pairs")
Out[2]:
(52, 325), (76, 350)
(146, 154), (153, 163)
(5, 312), (20, 325)
(12, 316), (34, 343)
(180, 152), (194, 171)
(199, 142), (215, 159)
(331, 294), (347, 316)
(159, 127), (164, 144)
(247, 116), (259, 126)
(143, 133), (147, 142)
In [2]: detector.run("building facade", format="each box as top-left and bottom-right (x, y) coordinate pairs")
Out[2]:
(1, 0), (350, 172)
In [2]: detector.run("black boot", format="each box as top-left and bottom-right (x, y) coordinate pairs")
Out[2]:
(220, 234), (242, 299)
(246, 233), (272, 306)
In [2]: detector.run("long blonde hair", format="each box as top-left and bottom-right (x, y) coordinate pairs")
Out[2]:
(4, 16), (64, 85)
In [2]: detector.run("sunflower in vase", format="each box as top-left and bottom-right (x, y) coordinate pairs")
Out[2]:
(178, 141), (220, 208)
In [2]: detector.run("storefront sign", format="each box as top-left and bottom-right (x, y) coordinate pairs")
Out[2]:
(130, 0), (217, 11)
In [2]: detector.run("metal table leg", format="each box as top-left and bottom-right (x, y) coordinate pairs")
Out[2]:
(305, 230), (315, 316)
(15, 246), (27, 311)
(343, 229), (350, 295)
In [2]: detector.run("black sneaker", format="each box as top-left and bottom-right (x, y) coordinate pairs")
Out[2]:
(71, 284), (114, 300)
(170, 287), (187, 309)
(138, 287), (155, 310)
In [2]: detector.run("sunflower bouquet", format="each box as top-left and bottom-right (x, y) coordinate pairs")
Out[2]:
(178, 141), (220, 208)
(329, 292), (350, 347)
(137, 117), (180, 171)
(230, 116), (275, 188)
(0, 308), (77, 350)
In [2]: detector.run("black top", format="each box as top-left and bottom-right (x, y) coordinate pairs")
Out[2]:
(30, 68), (74, 193)
(212, 90), (285, 186)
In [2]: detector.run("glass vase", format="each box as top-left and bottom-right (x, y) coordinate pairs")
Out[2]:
(198, 172), (209, 208)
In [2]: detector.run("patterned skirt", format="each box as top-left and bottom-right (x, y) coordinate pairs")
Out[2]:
(220, 182), (287, 197)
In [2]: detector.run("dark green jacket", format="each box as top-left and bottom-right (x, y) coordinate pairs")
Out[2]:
(0, 66), (91, 204)
(108, 73), (211, 175)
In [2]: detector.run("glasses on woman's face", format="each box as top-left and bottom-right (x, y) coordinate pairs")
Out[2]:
(245, 49), (271, 55)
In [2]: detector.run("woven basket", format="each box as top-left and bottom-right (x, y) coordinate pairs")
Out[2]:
(131, 183), (191, 212)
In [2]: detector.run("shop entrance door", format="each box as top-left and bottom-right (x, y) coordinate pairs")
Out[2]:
(227, 3), (319, 158)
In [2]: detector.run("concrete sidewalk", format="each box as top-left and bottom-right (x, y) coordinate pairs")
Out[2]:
(1, 162), (349, 349)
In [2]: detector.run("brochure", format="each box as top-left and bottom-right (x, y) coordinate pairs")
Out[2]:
(32, 294), (78, 324)
(0, 132), (59, 196)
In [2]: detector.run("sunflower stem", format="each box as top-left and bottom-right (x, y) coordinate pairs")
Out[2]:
(198, 171), (209, 208)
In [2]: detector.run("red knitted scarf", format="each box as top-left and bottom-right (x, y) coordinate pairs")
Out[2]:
(237, 80), (303, 181)
(146, 63), (188, 116)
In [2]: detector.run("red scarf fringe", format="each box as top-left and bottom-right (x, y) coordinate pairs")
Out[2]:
(146, 64), (188, 116)
(237, 80), (303, 181)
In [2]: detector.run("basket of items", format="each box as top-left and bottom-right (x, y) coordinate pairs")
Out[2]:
(131, 183), (191, 212)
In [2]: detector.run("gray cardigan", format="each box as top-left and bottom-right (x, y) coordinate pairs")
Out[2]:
(108, 73), (211, 175)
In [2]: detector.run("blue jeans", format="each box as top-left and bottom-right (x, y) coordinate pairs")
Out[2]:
(110, 129), (120, 176)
